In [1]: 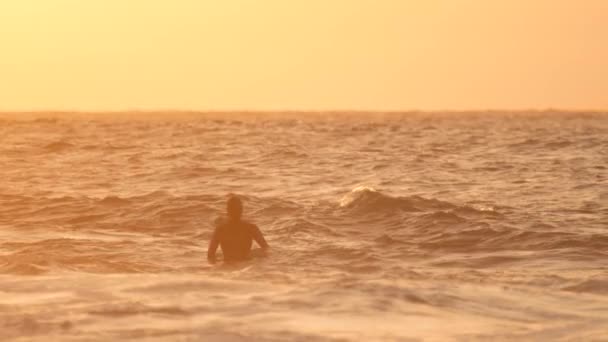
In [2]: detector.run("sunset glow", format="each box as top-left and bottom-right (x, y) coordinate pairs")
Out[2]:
(1, 0), (607, 111)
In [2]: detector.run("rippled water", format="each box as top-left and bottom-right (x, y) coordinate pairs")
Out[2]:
(1, 112), (607, 341)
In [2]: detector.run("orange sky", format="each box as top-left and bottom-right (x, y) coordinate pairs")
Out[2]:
(1, 0), (607, 111)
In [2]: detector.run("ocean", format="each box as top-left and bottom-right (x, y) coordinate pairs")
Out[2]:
(0, 111), (607, 341)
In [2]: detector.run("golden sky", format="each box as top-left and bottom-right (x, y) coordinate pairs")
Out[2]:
(1, 0), (607, 111)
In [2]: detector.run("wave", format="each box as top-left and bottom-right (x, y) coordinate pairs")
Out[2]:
(508, 138), (577, 151)
(501, 230), (608, 252)
(98, 196), (132, 206)
(563, 278), (608, 295)
(273, 218), (341, 238)
(417, 211), (467, 223)
(339, 186), (451, 212)
(82, 143), (136, 151)
(338, 186), (498, 217)
(331, 187), (608, 257)
(1, 185), (606, 277)
(261, 148), (309, 160)
(374, 234), (403, 245)
(43, 140), (73, 152)
(0, 238), (168, 274)
(412, 224), (608, 256)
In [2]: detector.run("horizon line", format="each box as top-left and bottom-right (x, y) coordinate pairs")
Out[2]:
(1, 108), (607, 115)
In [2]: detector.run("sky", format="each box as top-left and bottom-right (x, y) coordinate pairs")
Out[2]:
(0, 0), (607, 111)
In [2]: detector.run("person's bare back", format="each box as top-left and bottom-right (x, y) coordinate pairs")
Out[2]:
(207, 196), (268, 263)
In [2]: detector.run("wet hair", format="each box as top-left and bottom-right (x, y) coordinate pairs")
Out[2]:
(227, 196), (243, 220)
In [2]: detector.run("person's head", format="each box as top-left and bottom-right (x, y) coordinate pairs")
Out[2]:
(226, 196), (243, 221)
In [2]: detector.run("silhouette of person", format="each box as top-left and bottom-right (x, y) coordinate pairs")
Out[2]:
(207, 196), (269, 263)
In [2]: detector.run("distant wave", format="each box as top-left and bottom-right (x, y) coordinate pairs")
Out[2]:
(97, 195), (132, 206)
(563, 278), (608, 295)
(338, 186), (497, 217)
(339, 186), (450, 212)
(43, 140), (73, 152)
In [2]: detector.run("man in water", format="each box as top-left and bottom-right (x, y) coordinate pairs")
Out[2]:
(207, 196), (269, 263)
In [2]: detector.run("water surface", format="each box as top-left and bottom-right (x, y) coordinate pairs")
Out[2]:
(1, 112), (607, 341)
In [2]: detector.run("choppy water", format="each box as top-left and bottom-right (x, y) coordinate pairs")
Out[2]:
(1, 112), (607, 341)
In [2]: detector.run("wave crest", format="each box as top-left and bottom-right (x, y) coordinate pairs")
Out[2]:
(339, 186), (454, 213)
(43, 140), (73, 152)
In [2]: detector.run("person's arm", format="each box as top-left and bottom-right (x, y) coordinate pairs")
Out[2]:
(207, 227), (220, 264)
(251, 224), (269, 249)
